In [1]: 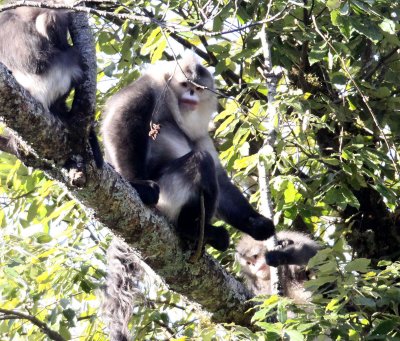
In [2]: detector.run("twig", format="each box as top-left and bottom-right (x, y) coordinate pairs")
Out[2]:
(257, 17), (281, 295)
(0, 1), (292, 37)
(311, 15), (399, 177)
(0, 308), (66, 341)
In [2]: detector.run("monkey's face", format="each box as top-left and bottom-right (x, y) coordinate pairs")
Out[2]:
(169, 63), (215, 114)
(238, 250), (271, 280)
(177, 81), (203, 112)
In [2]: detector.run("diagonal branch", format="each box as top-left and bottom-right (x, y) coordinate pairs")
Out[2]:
(0, 63), (254, 327)
(0, 308), (66, 341)
(0, 64), (71, 165)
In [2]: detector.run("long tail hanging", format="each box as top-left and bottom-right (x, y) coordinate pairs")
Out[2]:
(189, 190), (205, 263)
(101, 239), (144, 341)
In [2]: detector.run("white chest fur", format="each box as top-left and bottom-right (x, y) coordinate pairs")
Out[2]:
(179, 108), (211, 141)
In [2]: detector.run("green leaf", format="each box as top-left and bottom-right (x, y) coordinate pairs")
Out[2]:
(59, 323), (72, 340)
(284, 330), (304, 341)
(151, 37), (167, 63)
(341, 186), (360, 209)
(322, 157), (340, 166)
(33, 232), (52, 244)
(283, 181), (297, 204)
(374, 87), (391, 98)
(63, 308), (76, 322)
(140, 27), (162, 56)
(371, 320), (396, 336)
(215, 116), (238, 136)
(353, 296), (376, 308)
(326, 0), (341, 10)
(27, 202), (38, 222)
(345, 258), (371, 272)
(352, 20), (383, 43)
(379, 19), (396, 34)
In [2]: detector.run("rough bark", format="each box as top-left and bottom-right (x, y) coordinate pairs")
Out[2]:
(257, 23), (281, 295)
(0, 63), (254, 326)
(69, 11), (97, 148)
(0, 65), (70, 164)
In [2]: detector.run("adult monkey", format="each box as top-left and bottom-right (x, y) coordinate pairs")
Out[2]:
(102, 52), (275, 251)
(0, 0), (102, 167)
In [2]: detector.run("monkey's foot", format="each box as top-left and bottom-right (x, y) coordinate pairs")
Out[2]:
(206, 225), (230, 252)
(130, 180), (160, 206)
(247, 215), (275, 240)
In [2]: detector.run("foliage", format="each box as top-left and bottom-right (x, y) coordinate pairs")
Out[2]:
(251, 243), (400, 340)
(0, 152), (107, 340)
(1, 0), (400, 339)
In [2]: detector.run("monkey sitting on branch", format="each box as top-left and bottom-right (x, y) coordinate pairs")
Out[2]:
(102, 52), (275, 252)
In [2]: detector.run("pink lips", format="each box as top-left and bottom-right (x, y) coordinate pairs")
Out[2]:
(180, 99), (198, 110)
(180, 98), (198, 105)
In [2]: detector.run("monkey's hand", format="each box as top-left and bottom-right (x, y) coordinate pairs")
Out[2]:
(277, 238), (294, 248)
(247, 215), (275, 241)
(130, 180), (160, 206)
(265, 250), (288, 267)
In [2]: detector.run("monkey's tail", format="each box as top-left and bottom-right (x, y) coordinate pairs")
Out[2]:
(101, 239), (144, 341)
(89, 127), (104, 168)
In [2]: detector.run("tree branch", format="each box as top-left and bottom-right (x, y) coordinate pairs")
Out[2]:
(0, 308), (66, 341)
(257, 20), (281, 294)
(0, 63), (254, 327)
(0, 64), (71, 165)
(69, 11), (97, 146)
(0, 1), (292, 37)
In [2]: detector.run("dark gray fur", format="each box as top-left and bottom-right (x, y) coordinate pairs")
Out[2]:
(102, 54), (275, 252)
(101, 55), (275, 340)
(0, 1), (104, 167)
(0, 1), (82, 117)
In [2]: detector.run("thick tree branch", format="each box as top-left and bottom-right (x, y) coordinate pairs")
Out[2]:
(69, 11), (97, 146)
(0, 63), (254, 326)
(0, 64), (71, 165)
(0, 308), (66, 341)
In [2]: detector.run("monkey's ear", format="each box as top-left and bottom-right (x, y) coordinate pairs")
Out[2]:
(164, 70), (173, 82)
(180, 49), (199, 65)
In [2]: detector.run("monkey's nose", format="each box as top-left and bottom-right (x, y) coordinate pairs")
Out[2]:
(190, 89), (194, 95)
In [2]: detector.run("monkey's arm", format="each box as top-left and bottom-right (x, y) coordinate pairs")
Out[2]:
(102, 78), (159, 205)
(216, 168), (275, 240)
(266, 242), (318, 267)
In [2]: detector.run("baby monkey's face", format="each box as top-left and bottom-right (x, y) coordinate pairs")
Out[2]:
(237, 242), (271, 280)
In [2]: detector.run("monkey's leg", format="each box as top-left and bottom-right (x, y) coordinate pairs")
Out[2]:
(178, 206), (230, 252)
(158, 151), (229, 251)
(129, 179), (160, 206)
(216, 169), (275, 240)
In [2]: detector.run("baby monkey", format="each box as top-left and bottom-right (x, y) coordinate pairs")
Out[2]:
(236, 231), (319, 303)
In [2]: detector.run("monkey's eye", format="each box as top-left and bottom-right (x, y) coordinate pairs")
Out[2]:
(252, 254), (258, 260)
(181, 82), (188, 88)
(196, 86), (204, 92)
(246, 261), (251, 265)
